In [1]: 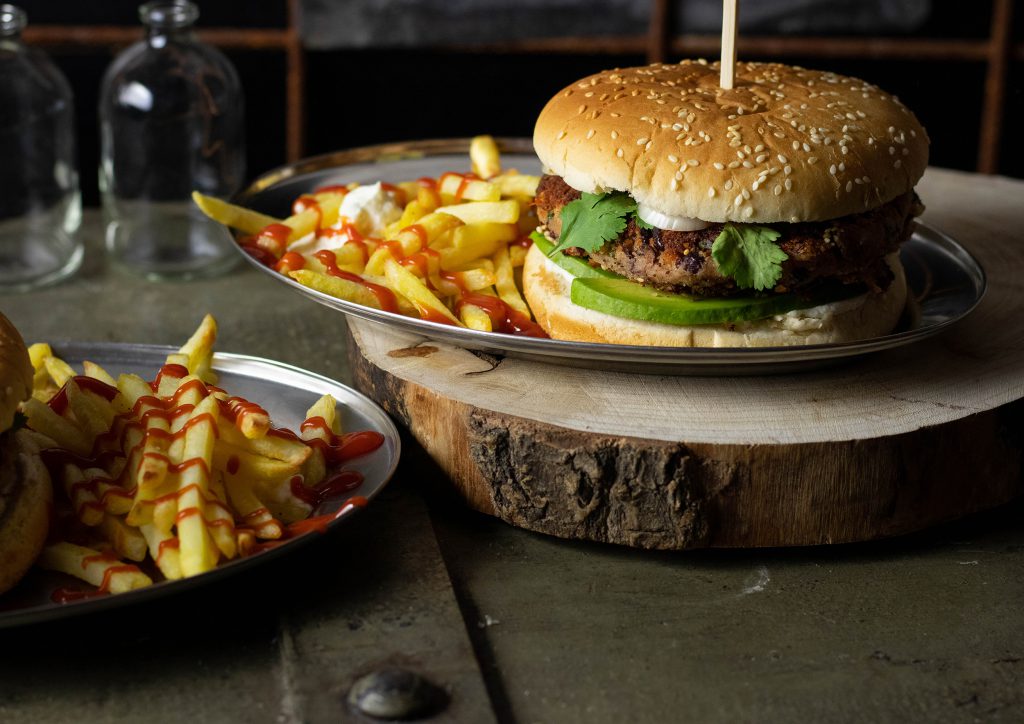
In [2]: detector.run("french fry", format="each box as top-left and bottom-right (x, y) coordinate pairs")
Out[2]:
(439, 174), (500, 202)
(38, 542), (153, 593)
(175, 314), (217, 382)
(289, 269), (382, 309)
(217, 418), (311, 466)
(470, 135), (502, 179)
(435, 200), (519, 224)
(83, 360), (118, 387)
(141, 523), (183, 580)
(21, 398), (90, 455)
(225, 476), (283, 540)
(492, 173), (541, 198)
(384, 258), (463, 325)
(459, 303), (493, 331)
(192, 191), (281, 235)
(175, 394), (223, 576)
(99, 514), (148, 562)
(281, 206), (320, 242)
(65, 380), (116, 440)
(493, 244), (531, 316)
(44, 355), (75, 388)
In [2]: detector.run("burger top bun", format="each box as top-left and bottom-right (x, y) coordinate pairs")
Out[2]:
(533, 60), (929, 224)
(521, 244), (908, 348)
(0, 312), (32, 433)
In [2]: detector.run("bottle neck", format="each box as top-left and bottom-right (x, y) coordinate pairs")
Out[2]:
(146, 25), (196, 48)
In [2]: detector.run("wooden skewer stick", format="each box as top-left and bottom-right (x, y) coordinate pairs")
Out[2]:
(720, 0), (738, 89)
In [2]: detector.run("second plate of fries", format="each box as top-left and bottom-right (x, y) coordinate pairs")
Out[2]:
(0, 324), (400, 627)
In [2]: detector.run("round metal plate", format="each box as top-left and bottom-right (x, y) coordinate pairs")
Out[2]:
(231, 138), (986, 376)
(0, 344), (400, 628)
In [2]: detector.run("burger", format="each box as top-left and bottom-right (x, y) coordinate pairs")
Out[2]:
(0, 312), (51, 594)
(524, 60), (928, 346)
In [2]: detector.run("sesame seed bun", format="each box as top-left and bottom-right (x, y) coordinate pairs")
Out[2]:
(533, 60), (929, 223)
(522, 243), (908, 347)
(0, 312), (51, 595)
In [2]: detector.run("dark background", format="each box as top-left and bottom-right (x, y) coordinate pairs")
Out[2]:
(17, 0), (1024, 206)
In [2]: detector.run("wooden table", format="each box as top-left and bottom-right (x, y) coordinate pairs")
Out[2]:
(0, 168), (1021, 722)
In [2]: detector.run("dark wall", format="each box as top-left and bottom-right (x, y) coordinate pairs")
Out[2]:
(18, 1), (1023, 206)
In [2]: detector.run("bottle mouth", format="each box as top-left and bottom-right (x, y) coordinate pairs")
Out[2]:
(0, 4), (27, 37)
(139, 0), (199, 30)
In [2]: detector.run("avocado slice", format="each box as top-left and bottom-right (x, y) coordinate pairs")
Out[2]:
(530, 231), (618, 279)
(570, 277), (865, 326)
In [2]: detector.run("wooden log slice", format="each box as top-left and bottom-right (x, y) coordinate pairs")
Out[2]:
(346, 169), (1024, 549)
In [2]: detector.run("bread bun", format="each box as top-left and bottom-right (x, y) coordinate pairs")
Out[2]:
(522, 243), (907, 348)
(0, 430), (52, 594)
(534, 60), (928, 223)
(0, 312), (32, 433)
(0, 312), (51, 595)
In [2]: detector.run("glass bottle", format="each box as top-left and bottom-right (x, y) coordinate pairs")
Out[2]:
(100, 0), (244, 280)
(0, 4), (82, 291)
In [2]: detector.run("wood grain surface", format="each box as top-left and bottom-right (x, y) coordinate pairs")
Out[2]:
(347, 168), (1024, 549)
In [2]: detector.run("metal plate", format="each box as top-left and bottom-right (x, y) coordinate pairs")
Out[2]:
(0, 343), (401, 628)
(232, 138), (986, 375)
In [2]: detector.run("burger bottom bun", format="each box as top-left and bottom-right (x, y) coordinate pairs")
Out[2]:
(0, 430), (53, 595)
(522, 244), (908, 348)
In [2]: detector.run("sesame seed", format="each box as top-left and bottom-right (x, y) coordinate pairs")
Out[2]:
(708, 187), (716, 198)
(838, 162), (846, 171)
(687, 159), (699, 167)
(742, 161), (753, 168)
(728, 161), (740, 169)
(755, 144), (765, 152)
(889, 146), (895, 155)
(894, 159), (902, 168)
(829, 164), (837, 175)
(841, 147), (849, 155)
(713, 162), (725, 170)
(791, 141), (800, 150)
(802, 143), (811, 152)
(578, 105), (587, 114)
(675, 171), (683, 180)
(645, 141), (653, 151)
(742, 189), (751, 200)
(752, 181), (760, 191)
(777, 154), (788, 163)
(637, 137), (648, 146)
(743, 207), (754, 218)
(784, 166), (792, 175)
(784, 178), (793, 191)
(734, 194), (743, 207)
(671, 178), (679, 190)
(668, 154), (679, 163)
(725, 179), (734, 190)
(616, 148), (624, 158)
(611, 130), (619, 139)
(845, 181), (853, 192)
(557, 130), (567, 140)
(755, 154), (767, 163)
(586, 129), (595, 139)
(773, 185), (782, 196)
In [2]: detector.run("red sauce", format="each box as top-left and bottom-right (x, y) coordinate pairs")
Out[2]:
(47, 376), (119, 415)
(439, 172), (473, 202)
(98, 564), (142, 592)
(456, 293), (549, 338)
(292, 195), (319, 215)
(290, 470), (364, 509)
(379, 182), (407, 206)
(313, 249), (399, 313)
(151, 363), (189, 391)
(157, 538), (180, 562)
(255, 223), (292, 259)
(286, 495), (369, 536)
(51, 587), (106, 604)
(219, 396), (268, 434)
(403, 224), (428, 247)
(241, 244), (277, 267)
(274, 251), (305, 274)
(417, 177), (438, 189)
(81, 550), (119, 570)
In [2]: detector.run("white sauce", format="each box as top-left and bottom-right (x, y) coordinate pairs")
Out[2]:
(337, 182), (402, 236)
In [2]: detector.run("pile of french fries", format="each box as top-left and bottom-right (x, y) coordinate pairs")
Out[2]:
(194, 136), (544, 334)
(20, 315), (373, 596)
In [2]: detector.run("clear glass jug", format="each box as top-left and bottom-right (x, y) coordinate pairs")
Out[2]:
(0, 4), (82, 291)
(100, 0), (245, 280)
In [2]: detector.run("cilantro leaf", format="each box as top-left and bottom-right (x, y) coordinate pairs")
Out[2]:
(710, 223), (788, 291)
(634, 213), (654, 230)
(549, 192), (637, 256)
